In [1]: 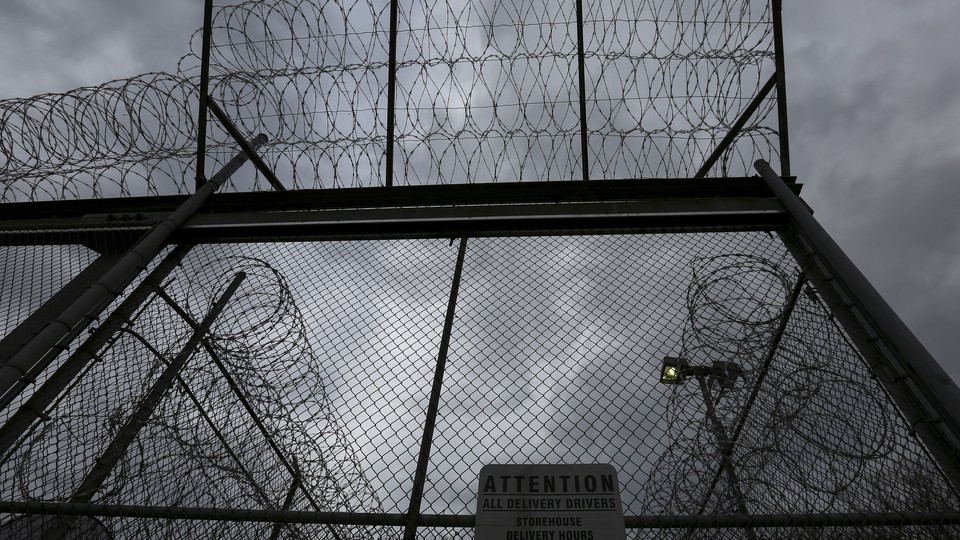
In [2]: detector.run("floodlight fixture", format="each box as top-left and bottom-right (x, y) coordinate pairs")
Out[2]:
(660, 357), (743, 390)
(660, 356), (689, 384)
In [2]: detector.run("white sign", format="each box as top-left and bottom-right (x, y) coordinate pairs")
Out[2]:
(476, 464), (626, 540)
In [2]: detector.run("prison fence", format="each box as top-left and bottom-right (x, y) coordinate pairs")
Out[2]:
(2, 0), (960, 538)
(1, 224), (960, 538)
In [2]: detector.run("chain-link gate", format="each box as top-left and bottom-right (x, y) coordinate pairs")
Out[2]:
(2, 228), (959, 538)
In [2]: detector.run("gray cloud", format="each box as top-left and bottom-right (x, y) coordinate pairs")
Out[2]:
(783, 0), (960, 382)
(0, 0), (198, 98)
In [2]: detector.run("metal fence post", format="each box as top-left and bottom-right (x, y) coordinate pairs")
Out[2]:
(385, 0), (399, 187)
(772, 0), (791, 177)
(575, 0), (590, 181)
(403, 237), (468, 540)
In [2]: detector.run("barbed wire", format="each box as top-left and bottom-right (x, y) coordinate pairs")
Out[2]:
(642, 254), (955, 528)
(7, 254), (381, 538)
(1, 0), (777, 201)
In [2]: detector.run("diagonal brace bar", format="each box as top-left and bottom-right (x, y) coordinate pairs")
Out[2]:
(206, 97), (286, 192)
(756, 159), (960, 496)
(43, 272), (246, 539)
(151, 286), (344, 540)
(403, 237), (468, 540)
(695, 274), (805, 516)
(694, 74), (777, 179)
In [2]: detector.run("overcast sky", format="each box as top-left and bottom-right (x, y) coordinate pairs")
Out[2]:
(0, 0), (957, 387)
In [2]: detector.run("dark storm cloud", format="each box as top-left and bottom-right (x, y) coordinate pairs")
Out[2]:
(782, 0), (960, 381)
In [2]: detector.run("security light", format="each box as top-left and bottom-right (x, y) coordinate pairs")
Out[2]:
(660, 356), (688, 384)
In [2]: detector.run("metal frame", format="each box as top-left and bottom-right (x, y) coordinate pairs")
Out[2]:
(0, 177), (800, 246)
(2, 501), (959, 529)
(2, 169), (959, 534)
(3, 173), (959, 532)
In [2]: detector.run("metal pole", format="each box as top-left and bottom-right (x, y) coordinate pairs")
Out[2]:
(385, 0), (399, 187)
(0, 244), (194, 455)
(756, 159), (960, 495)
(0, 251), (122, 370)
(196, 0), (215, 190)
(694, 74), (776, 179)
(575, 0), (590, 182)
(43, 272), (246, 539)
(772, 0), (791, 177)
(151, 287), (344, 540)
(403, 237), (468, 540)
(0, 136), (266, 409)
(269, 473), (303, 540)
(692, 370), (757, 540)
(114, 328), (281, 516)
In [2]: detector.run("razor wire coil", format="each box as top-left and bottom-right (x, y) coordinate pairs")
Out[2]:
(1, 0), (778, 201)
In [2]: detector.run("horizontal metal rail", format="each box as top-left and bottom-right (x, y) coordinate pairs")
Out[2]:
(0, 178), (801, 244)
(2, 502), (959, 529)
(0, 178), (800, 220)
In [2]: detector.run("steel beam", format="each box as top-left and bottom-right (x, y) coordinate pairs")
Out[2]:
(206, 98), (286, 191)
(385, 0), (398, 187)
(0, 245), (193, 454)
(403, 237), (468, 540)
(772, 0), (791, 177)
(195, 0), (215, 190)
(0, 251), (122, 370)
(695, 74), (777, 179)
(0, 178), (799, 245)
(0, 177), (799, 219)
(575, 0), (589, 181)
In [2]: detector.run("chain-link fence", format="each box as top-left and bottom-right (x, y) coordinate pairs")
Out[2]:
(1, 0), (958, 537)
(1, 231), (958, 538)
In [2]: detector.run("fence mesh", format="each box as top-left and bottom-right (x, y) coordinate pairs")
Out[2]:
(1, 232), (957, 538)
(1, 0), (777, 201)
